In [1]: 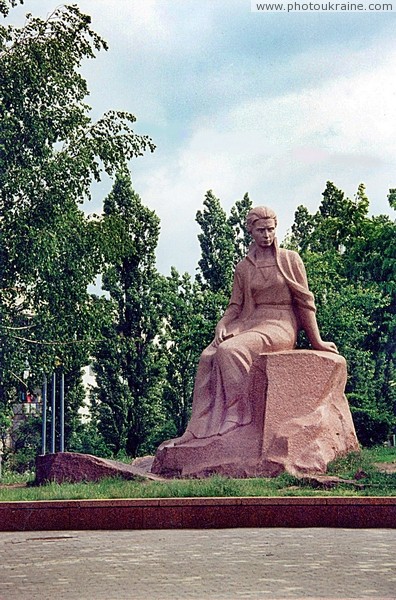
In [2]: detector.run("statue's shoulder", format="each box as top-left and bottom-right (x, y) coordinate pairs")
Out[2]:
(234, 256), (252, 278)
(278, 247), (302, 264)
(236, 255), (250, 269)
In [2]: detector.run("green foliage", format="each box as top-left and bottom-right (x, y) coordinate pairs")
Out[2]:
(289, 205), (315, 253)
(91, 172), (165, 457)
(0, 0), (23, 18)
(0, 6), (155, 210)
(196, 190), (235, 295)
(228, 192), (253, 262)
(387, 188), (396, 211)
(67, 420), (113, 458)
(158, 269), (222, 438)
(5, 414), (41, 473)
(0, 4), (155, 465)
(195, 189), (254, 327)
(286, 181), (396, 444)
(349, 407), (394, 447)
(0, 396), (13, 452)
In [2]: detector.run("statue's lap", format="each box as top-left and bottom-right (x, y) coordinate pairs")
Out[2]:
(151, 350), (359, 478)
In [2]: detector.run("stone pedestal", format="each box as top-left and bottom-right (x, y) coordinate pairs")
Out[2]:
(151, 350), (359, 478)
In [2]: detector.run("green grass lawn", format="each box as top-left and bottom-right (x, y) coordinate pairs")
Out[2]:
(0, 447), (395, 502)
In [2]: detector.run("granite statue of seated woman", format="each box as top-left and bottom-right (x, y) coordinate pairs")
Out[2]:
(161, 205), (338, 447)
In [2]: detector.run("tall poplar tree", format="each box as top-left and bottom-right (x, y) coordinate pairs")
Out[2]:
(91, 172), (165, 457)
(228, 192), (253, 263)
(196, 190), (235, 296)
(158, 268), (222, 439)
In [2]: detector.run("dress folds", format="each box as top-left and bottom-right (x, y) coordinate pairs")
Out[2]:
(185, 239), (316, 439)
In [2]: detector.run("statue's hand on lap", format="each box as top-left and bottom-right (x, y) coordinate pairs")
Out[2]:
(214, 323), (228, 347)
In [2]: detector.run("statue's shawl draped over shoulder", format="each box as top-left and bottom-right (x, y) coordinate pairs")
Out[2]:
(228, 239), (316, 329)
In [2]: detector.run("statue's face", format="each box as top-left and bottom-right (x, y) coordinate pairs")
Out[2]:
(251, 218), (276, 248)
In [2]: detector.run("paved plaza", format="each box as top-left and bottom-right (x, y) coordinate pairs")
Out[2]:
(0, 528), (395, 600)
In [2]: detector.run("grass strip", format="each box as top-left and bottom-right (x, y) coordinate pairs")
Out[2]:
(0, 447), (395, 502)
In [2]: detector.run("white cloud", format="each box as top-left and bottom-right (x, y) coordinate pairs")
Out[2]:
(7, 1), (395, 276)
(83, 0), (218, 57)
(225, 52), (396, 158)
(139, 45), (396, 274)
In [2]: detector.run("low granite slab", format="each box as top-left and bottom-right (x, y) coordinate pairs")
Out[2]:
(35, 452), (159, 485)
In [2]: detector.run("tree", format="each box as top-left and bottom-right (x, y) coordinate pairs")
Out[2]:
(0, 4), (155, 462)
(91, 172), (165, 457)
(0, 5), (154, 212)
(7, 414), (42, 473)
(288, 205), (315, 253)
(341, 199), (396, 445)
(158, 268), (223, 440)
(286, 182), (396, 445)
(228, 192), (253, 263)
(194, 190), (252, 344)
(196, 190), (235, 296)
(0, 1), (23, 18)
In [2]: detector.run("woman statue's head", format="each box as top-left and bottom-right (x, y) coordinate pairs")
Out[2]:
(246, 206), (277, 234)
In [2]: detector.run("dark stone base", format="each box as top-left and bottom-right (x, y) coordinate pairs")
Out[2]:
(1, 496), (396, 531)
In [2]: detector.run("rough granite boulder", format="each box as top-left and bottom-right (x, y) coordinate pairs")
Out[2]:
(35, 452), (160, 485)
(151, 350), (360, 478)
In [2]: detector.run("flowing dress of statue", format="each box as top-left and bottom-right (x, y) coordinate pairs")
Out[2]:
(161, 206), (338, 449)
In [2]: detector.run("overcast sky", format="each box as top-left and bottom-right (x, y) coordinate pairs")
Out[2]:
(8, 1), (396, 275)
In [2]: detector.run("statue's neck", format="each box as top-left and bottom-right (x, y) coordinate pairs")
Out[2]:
(253, 243), (276, 263)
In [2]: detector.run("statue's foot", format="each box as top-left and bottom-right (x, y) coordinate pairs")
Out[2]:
(173, 431), (196, 446)
(158, 431), (196, 450)
(218, 420), (240, 436)
(157, 439), (172, 450)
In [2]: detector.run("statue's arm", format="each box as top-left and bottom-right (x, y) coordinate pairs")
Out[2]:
(214, 304), (240, 346)
(214, 268), (243, 346)
(298, 308), (338, 354)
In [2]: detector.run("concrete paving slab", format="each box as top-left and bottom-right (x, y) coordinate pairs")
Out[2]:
(0, 528), (395, 599)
